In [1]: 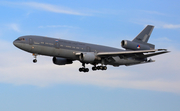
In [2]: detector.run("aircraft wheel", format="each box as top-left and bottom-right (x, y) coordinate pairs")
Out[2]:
(92, 67), (97, 71)
(103, 66), (107, 70)
(100, 66), (104, 70)
(79, 68), (89, 72)
(33, 59), (37, 63)
(79, 68), (82, 72)
(85, 68), (89, 72)
(97, 66), (100, 70)
(79, 68), (84, 72)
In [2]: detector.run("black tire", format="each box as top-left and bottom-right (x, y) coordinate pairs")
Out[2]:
(97, 66), (100, 70)
(33, 59), (37, 63)
(102, 66), (107, 70)
(92, 67), (97, 71)
(85, 68), (89, 72)
(79, 68), (83, 72)
(100, 66), (103, 70)
(103, 66), (107, 70)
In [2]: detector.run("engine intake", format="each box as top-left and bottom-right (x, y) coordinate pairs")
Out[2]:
(53, 57), (73, 65)
(121, 40), (153, 50)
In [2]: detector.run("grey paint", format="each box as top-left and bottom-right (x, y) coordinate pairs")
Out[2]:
(133, 25), (154, 43)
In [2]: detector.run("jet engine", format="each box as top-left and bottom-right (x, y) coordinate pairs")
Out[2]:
(121, 40), (152, 50)
(79, 52), (96, 63)
(53, 57), (73, 65)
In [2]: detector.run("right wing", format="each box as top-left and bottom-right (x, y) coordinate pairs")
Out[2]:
(97, 49), (169, 58)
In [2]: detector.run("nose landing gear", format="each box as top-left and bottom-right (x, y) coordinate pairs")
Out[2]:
(32, 53), (37, 63)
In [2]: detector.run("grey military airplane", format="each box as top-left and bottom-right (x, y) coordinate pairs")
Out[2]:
(13, 25), (169, 72)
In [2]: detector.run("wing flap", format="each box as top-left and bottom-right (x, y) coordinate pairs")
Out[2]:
(125, 60), (155, 66)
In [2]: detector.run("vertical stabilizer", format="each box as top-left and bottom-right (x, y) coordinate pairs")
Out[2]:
(132, 25), (154, 43)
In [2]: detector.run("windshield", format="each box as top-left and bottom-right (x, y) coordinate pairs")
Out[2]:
(16, 38), (25, 41)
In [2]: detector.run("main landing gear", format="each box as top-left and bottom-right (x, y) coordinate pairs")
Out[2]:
(32, 53), (37, 63)
(92, 59), (107, 71)
(79, 68), (89, 72)
(79, 63), (107, 73)
(92, 66), (107, 71)
(79, 63), (89, 72)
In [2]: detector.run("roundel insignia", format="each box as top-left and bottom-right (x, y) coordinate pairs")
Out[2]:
(137, 45), (140, 49)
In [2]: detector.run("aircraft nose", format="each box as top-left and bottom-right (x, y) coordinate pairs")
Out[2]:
(13, 40), (18, 47)
(13, 40), (22, 48)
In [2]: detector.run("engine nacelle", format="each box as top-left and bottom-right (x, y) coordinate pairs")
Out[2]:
(79, 52), (96, 63)
(53, 57), (73, 65)
(121, 40), (151, 50)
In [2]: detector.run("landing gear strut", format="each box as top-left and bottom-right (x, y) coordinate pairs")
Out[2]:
(79, 63), (89, 72)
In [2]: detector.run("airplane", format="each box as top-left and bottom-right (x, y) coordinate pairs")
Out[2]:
(13, 25), (169, 72)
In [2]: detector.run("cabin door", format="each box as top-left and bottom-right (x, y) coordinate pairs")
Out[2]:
(55, 42), (59, 49)
(29, 38), (33, 45)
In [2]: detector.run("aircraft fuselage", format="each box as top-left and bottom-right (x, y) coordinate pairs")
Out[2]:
(13, 35), (141, 66)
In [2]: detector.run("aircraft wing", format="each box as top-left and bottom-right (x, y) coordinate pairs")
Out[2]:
(97, 49), (169, 57)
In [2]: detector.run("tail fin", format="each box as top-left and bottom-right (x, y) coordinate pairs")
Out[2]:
(132, 25), (155, 49)
(133, 25), (154, 43)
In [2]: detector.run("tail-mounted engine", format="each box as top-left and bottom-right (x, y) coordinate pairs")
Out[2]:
(53, 57), (73, 65)
(121, 40), (154, 50)
(79, 52), (96, 63)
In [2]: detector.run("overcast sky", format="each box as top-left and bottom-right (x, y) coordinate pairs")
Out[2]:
(0, 0), (180, 111)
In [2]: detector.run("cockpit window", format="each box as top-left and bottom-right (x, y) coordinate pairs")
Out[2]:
(17, 38), (25, 41)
